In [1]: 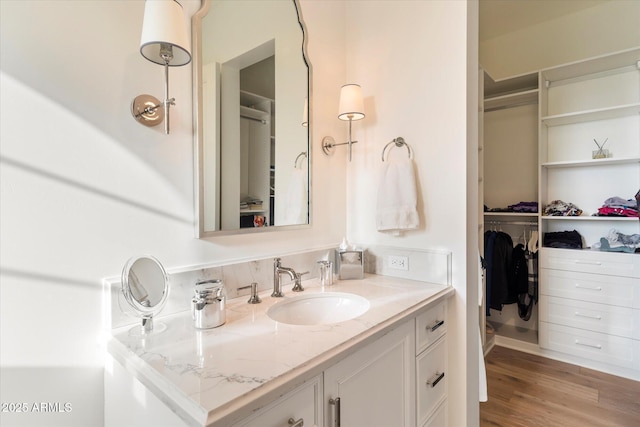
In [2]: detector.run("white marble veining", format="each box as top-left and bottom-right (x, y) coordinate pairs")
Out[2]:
(107, 274), (452, 427)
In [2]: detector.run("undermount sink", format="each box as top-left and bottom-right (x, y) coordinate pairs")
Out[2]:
(267, 292), (370, 326)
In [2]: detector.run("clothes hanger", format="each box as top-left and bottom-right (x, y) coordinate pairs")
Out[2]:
(528, 230), (539, 254)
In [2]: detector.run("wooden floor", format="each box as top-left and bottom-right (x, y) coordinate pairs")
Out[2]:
(480, 346), (640, 427)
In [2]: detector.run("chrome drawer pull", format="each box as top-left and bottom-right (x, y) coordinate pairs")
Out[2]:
(575, 284), (602, 291)
(288, 417), (304, 427)
(575, 260), (602, 266)
(329, 397), (341, 427)
(428, 320), (445, 332)
(574, 311), (602, 320)
(575, 340), (602, 349)
(426, 372), (445, 388)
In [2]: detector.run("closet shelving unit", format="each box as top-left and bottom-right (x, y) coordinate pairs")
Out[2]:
(481, 71), (540, 352)
(537, 47), (640, 380)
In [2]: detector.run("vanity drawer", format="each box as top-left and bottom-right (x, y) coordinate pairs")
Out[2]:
(539, 248), (639, 278)
(416, 336), (447, 426)
(539, 322), (639, 370)
(539, 295), (639, 339)
(540, 268), (640, 309)
(416, 300), (447, 354)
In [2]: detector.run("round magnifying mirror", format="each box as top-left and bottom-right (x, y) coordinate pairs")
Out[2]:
(121, 255), (169, 335)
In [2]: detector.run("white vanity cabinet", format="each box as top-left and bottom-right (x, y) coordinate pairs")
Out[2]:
(324, 321), (416, 427)
(231, 376), (323, 427)
(322, 300), (448, 427)
(415, 301), (447, 427)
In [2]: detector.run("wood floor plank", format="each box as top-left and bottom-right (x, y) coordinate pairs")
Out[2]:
(480, 346), (640, 427)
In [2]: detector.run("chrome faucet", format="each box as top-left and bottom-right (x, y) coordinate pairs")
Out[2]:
(272, 258), (296, 297)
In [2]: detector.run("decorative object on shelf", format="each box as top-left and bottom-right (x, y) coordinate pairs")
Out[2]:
(322, 84), (365, 161)
(592, 138), (610, 159)
(131, 0), (191, 134)
(381, 136), (412, 161)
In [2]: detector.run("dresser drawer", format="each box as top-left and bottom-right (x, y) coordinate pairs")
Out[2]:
(416, 336), (447, 425)
(540, 295), (639, 339)
(539, 322), (639, 370)
(415, 300), (446, 355)
(540, 268), (640, 309)
(540, 248), (639, 278)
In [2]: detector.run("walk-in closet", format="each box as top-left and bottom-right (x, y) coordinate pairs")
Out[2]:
(478, 1), (639, 382)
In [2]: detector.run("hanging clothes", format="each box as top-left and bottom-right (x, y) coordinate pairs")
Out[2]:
(485, 230), (515, 312)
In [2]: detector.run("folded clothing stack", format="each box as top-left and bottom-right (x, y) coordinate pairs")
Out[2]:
(595, 196), (638, 218)
(543, 229), (583, 249)
(543, 200), (582, 216)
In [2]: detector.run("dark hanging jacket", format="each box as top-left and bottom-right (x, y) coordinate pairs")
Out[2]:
(490, 231), (514, 311)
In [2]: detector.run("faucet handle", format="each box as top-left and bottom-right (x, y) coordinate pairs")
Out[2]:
(292, 271), (310, 292)
(274, 257), (282, 266)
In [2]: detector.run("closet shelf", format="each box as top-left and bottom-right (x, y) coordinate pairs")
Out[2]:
(541, 156), (640, 168)
(541, 215), (637, 222)
(484, 88), (539, 111)
(541, 103), (640, 127)
(484, 212), (538, 217)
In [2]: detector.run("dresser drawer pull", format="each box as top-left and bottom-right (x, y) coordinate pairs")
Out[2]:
(575, 340), (602, 350)
(575, 284), (602, 291)
(288, 417), (304, 427)
(575, 311), (602, 320)
(575, 260), (602, 266)
(428, 320), (445, 332)
(426, 372), (445, 388)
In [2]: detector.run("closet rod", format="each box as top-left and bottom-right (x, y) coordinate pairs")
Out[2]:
(487, 220), (537, 226)
(241, 114), (267, 124)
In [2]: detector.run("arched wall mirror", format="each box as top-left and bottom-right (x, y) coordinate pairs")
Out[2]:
(193, 0), (310, 237)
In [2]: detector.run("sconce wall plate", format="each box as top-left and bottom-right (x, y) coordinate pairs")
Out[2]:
(131, 94), (165, 127)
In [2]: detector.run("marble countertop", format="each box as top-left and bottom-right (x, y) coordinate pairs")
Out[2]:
(107, 274), (453, 427)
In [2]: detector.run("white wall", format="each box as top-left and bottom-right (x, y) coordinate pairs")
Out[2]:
(1, 0), (477, 426)
(342, 1), (478, 425)
(481, 0), (640, 80)
(0, 1), (346, 426)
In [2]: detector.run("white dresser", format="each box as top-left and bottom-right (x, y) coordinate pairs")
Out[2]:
(539, 248), (640, 378)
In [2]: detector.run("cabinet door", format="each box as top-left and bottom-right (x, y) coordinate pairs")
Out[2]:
(324, 321), (415, 427)
(232, 376), (322, 427)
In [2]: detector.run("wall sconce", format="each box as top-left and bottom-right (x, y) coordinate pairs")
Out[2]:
(131, 0), (191, 134)
(322, 84), (365, 161)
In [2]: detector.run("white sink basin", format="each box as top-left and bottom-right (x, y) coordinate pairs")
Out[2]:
(267, 292), (370, 326)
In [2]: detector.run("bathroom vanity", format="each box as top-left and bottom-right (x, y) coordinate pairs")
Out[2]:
(105, 274), (453, 427)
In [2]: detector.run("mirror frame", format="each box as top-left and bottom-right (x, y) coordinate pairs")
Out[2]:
(121, 255), (170, 321)
(192, 0), (312, 237)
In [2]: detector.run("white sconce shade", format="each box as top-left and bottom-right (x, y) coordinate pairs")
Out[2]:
(338, 84), (365, 121)
(132, 0), (191, 134)
(323, 83), (366, 161)
(140, 0), (191, 66)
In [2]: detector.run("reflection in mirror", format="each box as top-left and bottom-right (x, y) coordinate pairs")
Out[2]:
(121, 255), (169, 335)
(194, 0), (310, 236)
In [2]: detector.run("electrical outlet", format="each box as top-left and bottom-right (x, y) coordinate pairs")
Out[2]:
(388, 255), (409, 271)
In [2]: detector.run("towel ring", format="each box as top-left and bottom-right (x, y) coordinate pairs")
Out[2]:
(382, 137), (412, 161)
(294, 151), (307, 168)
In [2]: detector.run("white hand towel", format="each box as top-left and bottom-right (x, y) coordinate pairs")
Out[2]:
(284, 168), (307, 224)
(376, 158), (419, 232)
